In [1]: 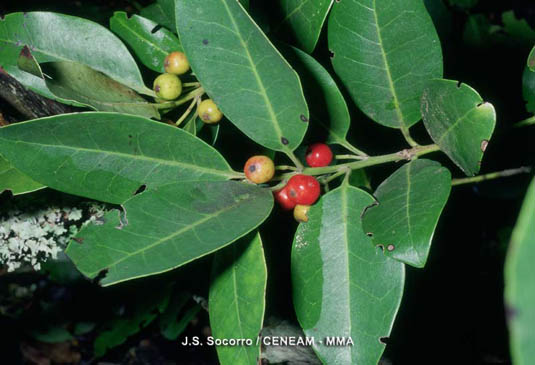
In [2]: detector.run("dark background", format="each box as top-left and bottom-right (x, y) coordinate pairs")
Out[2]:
(1, 0), (534, 364)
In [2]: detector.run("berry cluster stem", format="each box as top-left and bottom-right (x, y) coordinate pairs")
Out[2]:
(154, 87), (205, 110)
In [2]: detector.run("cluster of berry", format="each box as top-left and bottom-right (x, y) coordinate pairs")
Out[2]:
(244, 143), (333, 223)
(153, 52), (223, 124)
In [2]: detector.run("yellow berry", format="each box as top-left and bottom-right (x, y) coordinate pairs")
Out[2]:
(293, 205), (311, 223)
(198, 99), (223, 124)
(244, 156), (275, 184)
(164, 51), (190, 75)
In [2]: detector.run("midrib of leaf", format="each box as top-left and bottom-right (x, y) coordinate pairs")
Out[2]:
(371, 0), (405, 128)
(85, 196), (247, 277)
(340, 186), (353, 359)
(219, 0), (286, 149)
(436, 104), (484, 144)
(280, 0), (312, 25)
(0, 138), (237, 178)
(113, 15), (169, 55)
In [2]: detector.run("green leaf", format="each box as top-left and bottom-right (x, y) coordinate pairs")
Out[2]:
(210, 232), (266, 365)
(505, 178), (535, 365)
(278, 43), (352, 149)
(176, 0), (309, 152)
(0, 155), (44, 195)
(27, 60), (159, 119)
(94, 284), (172, 357)
(0, 112), (237, 204)
(328, 0), (443, 129)
(66, 181), (273, 286)
(523, 47), (535, 113)
(0, 12), (150, 95)
(140, 0), (176, 31)
(29, 327), (74, 344)
(421, 79), (496, 176)
(362, 159), (451, 268)
(292, 183), (404, 364)
(272, 0), (333, 53)
(110, 12), (182, 73)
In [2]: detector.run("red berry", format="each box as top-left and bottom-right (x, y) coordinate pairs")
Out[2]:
(286, 174), (321, 205)
(306, 143), (333, 167)
(273, 186), (296, 211)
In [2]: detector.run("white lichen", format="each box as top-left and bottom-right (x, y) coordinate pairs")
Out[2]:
(0, 203), (107, 272)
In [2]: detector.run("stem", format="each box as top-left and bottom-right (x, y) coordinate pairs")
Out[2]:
(285, 150), (304, 170)
(514, 115), (535, 128)
(176, 96), (198, 126)
(275, 165), (297, 171)
(154, 87), (205, 110)
(300, 144), (440, 177)
(320, 170), (345, 185)
(400, 126), (419, 147)
(340, 140), (368, 157)
(451, 167), (532, 186)
(183, 82), (201, 88)
(336, 154), (367, 161)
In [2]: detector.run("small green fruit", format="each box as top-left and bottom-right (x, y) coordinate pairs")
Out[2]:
(198, 99), (223, 124)
(153, 73), (182, 101)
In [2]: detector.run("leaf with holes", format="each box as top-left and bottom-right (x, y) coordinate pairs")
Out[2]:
(176, 0), (309, 153)
(505, 178), (535, 365)
(66, 181), (273, 286)
(362, 159), (451, 268)
(110, 12), (182, 73)
(0, 155), (44, 195)
(278, 43), (354, 151)
(272, 0), (334, 53)
(328, 0), (443, 130)
(292, 183), (404, 364)
(421, 79), (496, 176)
(210, 232), (266, 365)
(0, 12), (151, 97)
(0, 112), (238, 204)
(140, 0), (176, 31)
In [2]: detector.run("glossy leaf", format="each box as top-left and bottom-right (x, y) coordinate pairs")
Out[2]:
(421, 79), (496, 176)
(110, 12), (182, 73)
(505, 178), (535, 365)
(140, 0), (176, 31)
(23, 60), (159, 119)
(0, 155), (44, 195)
(292, 183), (404, 364)
(0, 12), (150, 95)
(176, 0), (309, 152)
(0, 112), (237, 204)
(328, 0), (443, 129)
(272, 0), (333, 53)
(210, 232), (266, 365)
(362, 159), (451, 268)
(66, 181), (273, 286)
(278, 44), (351, 148)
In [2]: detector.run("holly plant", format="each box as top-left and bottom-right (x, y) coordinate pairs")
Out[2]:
(0, 0), (533, 364)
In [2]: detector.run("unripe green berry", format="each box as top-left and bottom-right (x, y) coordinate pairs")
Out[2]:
(198, 99), (223, 124)
(153, 73), (182, 101)
(164, 51), (190, 75)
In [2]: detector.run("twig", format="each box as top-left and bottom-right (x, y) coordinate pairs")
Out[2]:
(451, 167), (532, 186)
